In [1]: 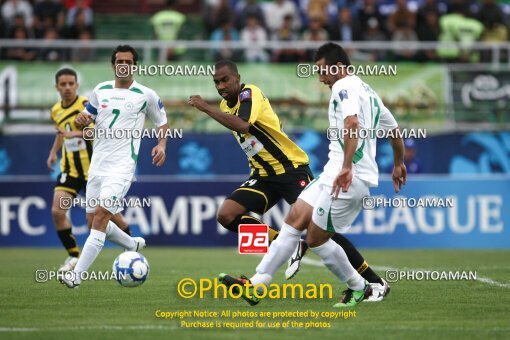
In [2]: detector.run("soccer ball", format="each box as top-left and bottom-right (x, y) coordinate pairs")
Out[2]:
(112, 251), (149, 287)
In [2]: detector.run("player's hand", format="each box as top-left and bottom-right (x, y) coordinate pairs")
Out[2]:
(392, 163), (407, 193)
(188, 95), (209, 112)
(151, 145), (166, 166)
(331, 167), (353, 199)
(47, 152), (57, 171)
(75, 112), (92, 127)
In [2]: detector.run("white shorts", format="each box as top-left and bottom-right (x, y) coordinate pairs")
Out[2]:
(85, 175), (132, 214)
(298, 174), (369, 233)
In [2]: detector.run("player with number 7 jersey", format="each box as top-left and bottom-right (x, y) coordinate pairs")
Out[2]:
(61, 45), (169, 288)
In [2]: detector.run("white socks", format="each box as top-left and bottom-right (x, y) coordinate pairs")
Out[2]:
(105, 221), (135, 250)
(310, 239), (365, 291)
(250, 223), (302, 286)
(74, 229), (105, 276)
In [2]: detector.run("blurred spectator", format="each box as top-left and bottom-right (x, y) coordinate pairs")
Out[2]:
(416, 11), (440, 61)
(265, 0), (301, 34)
(66, 9), (94, 39)
(5, 13), (32, 37)
(478, 0), (508, 61)
(210, 17), (241, 61)
(66, 0), (93, 26)
(4, 27), (37, 60)
(417, 0), (441, 26)
(2, 0), (33, 29)
(361, 18), (387, 61)
(437, 3), (484, 62)
(240, 15), (269, 62)
(403, 139), (422, 174)
(34, 0), (65, 32)
(329, 7), (361, 41)
(358, 0), (385, 36)
(151, 0), (186, 61)
(302, 16), (329, 60)
(307, 0), (330, 27)
(204, 0), (234, 36)
(387, 0), (416, 34)
(38, 27), (67, 61)
(63, 0), (91, 10)
(478, 0), (505, 27)
(392, 20), (419, 61)
(235, 0), (266, 31)
(71, 29), (95, 61)
(271, 14), (301, 62)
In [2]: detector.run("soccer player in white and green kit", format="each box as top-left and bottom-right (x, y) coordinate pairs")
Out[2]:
(220, 42), (406, 307)
(62, 45), (169, 288)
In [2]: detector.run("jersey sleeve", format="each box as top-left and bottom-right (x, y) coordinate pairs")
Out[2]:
(378, 103), (398, 131)
(237, 86), (260, 124)
(333, 83), (360, 120)
(84, 87), (99, 117)
(146, 90), (167, 127)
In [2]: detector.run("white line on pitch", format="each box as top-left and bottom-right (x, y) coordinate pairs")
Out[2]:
(301, 258), (510, 288)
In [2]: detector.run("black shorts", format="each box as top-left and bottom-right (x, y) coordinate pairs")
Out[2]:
(54, 173), (87, 197)
(227, 165), (314, 215)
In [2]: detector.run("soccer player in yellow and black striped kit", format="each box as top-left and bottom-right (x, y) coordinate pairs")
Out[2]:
(47, 68), (131, 272)
(189, 60), (386, 287)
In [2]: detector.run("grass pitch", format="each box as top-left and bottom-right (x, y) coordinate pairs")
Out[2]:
(1, 248), (509, 340)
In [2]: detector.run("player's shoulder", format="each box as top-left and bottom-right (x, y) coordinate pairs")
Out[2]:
(50, 100), (61, 113)
(77, 95), (88, 107)
(131, 81), (159, 98)
(240, 84), (264, 102)
(333, 75), (360, 90)
(93, 80), (115, 91)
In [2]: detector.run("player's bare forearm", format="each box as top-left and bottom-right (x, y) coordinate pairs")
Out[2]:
(188, 95), (249, 133)
(204, 107), (249, 134)
(389, 129), (404, 165)
(157, 123), (169, 150)
(389, 129), (406, 192)
(341, 115), (359, 170)
(50, 133), (64, 154)
(151, 123), (168, 167)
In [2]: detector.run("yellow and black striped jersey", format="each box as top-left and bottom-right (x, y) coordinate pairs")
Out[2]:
(50, 95), (92, 180)
(219, 84), (309, 177)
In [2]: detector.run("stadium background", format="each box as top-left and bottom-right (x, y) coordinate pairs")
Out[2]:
(0, 0), (509, 338)
(0, 0), (508, 250)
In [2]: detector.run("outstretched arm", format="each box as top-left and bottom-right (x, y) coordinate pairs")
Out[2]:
(188, 95), (249, 134)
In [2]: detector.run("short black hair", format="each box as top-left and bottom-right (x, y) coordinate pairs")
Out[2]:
(214, 60), (238, 75)
(111, 45), (138, 65)
(314, 42), (351, 66)
(55, 68), (77, 83)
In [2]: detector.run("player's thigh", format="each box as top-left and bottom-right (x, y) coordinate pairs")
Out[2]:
(52, 190), (74, 214)
(98, 176), (133, 215)
(217, 199), (248, 224)
(226, 178), (280, 215)
(85, 175), (102, 214)
(311, 176), (369, 233)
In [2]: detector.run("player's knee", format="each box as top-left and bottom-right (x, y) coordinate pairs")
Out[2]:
(217, 209), (234, 228)
(284, 210), (308, 230)
(51, 205), (66, 219)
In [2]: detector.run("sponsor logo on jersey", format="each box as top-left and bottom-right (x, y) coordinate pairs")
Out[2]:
(239, 89), (252, 102)
(317, 207), (325, 216)
(339, 89), (348, 101)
